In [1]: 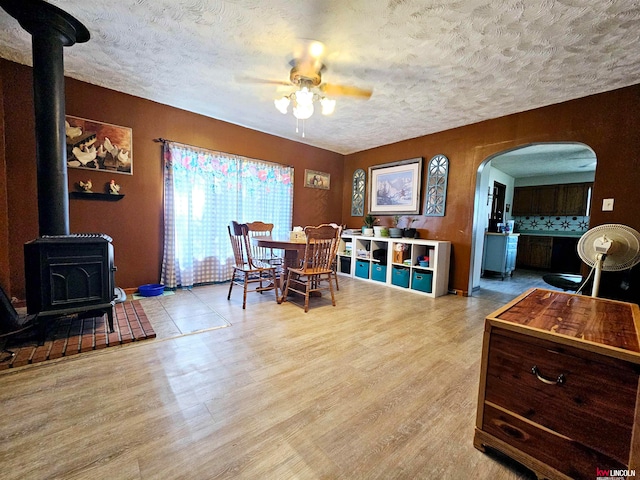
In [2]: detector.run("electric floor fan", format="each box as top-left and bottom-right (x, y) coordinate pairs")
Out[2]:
(577, 224), (640, 297)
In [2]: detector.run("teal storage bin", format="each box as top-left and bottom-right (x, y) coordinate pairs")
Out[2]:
(355, 260), (370, 279)
(391, 266), (410, 288)
(411, 270), (433, 293)
(371, 264), (387, 282)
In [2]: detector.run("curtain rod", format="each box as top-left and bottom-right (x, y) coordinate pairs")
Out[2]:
(153, 137), (201, 150)
(153, 138), (293, 168)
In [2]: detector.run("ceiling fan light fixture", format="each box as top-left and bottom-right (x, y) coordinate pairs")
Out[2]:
(274, 96), (290, 114)
(275, 86), (333, 122)
(294, 87), (313, 107)
(320, 97), (336, 115)
(293, 102), (314, 120)
(260, 42), (372, 134)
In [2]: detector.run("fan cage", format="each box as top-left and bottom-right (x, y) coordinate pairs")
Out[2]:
(577, 224), (640, 271)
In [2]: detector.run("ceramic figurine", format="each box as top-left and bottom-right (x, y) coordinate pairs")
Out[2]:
(78, 179), (92, 192)
(108, 179), (120, 194)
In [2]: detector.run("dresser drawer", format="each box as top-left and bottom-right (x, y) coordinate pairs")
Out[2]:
(481, 404), (627, 480)
(484, 328), (639, 463)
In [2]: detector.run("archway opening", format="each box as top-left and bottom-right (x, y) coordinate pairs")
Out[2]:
(470, 142), (597, 297)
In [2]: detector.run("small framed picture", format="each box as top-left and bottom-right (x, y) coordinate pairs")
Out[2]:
(304, 169), (330, 190)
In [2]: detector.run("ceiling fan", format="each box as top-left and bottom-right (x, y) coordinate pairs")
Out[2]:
(241, 40), (372, 132)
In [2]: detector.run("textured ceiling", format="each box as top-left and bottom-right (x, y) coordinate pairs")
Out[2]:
(492, 143), (597, 178)
(0, 0), (639, 155)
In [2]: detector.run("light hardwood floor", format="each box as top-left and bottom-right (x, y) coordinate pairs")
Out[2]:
(0, 276), (545, 479)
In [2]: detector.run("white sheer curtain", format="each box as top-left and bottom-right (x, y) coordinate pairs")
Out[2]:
(161, 142), (293, 288)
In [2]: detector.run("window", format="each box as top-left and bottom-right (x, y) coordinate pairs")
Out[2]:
(161, 142), (293, 288)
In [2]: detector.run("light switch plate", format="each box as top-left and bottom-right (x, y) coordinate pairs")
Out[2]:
(602, 198), (614, 211)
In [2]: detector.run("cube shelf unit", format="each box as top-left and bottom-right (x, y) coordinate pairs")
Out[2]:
(337, 234), (451, 298)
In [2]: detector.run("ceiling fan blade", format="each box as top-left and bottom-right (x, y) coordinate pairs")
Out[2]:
(320, 83), (373, 99)
(235, 76), (291, 87)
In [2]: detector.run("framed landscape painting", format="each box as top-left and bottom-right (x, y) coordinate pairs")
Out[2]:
(65, 115), (133, 175)
(368, 157), (423, 214)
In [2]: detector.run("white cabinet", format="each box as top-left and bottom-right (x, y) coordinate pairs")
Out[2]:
(338, 234), (451, 298)
(482, 233), (519, 279)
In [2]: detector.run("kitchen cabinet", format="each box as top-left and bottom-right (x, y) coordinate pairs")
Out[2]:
(555, 182), (591, 216)
(482, 233), (519, 279)
(475, 288), (640, 480)
(513, 186), (552, 216)
(550, 236), (581, 273)
(512, 187), (534, 216)
(512, 183), (591, 216)
(516, 235), (552, 269)
(517, 235), (582, 272)
(515, 235), (529, 266)
(532, 185), (557, 216)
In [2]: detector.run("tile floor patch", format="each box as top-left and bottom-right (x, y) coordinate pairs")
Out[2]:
(130, 288), (232, 338)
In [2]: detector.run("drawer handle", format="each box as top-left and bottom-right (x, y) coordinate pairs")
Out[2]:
(531, 365), (565, 385)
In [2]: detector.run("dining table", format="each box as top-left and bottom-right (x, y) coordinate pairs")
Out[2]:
(251, 236), (315, 296)
(251, 236), (306, 269)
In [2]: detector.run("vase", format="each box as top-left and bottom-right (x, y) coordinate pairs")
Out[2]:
(403, 228), (417, 238)
(362, 227), (374, 237)
(373, 226), (389, 237)
(389, 227), (402, 238)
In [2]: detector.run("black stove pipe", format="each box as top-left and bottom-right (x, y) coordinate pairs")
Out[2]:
(0, 0), (89, 236)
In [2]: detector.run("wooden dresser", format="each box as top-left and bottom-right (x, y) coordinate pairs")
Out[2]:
(474, 288), (640, 480)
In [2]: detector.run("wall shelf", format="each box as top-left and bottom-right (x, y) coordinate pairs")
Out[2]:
(70, 192), (124, 201)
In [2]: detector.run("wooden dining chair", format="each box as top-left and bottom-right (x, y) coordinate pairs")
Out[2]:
(227, 221), (281, 309)
(245, 221), (284, 268)
(282, 224), (339, 312)
(327, 223), (343, 290)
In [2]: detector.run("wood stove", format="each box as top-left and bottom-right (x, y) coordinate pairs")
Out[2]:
(24, 234), (119, 331)
(0, 0), (124, 333)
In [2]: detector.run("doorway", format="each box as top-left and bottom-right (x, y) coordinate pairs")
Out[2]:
(470, 142), (597, 297)
(489, 181), (506, 231)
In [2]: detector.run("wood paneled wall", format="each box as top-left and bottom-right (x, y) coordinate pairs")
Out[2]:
(0, 68), (9, 295)
(0, 60), (343, 299)
(2, 56), (640, 300)
(343, 86), (640, 295)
